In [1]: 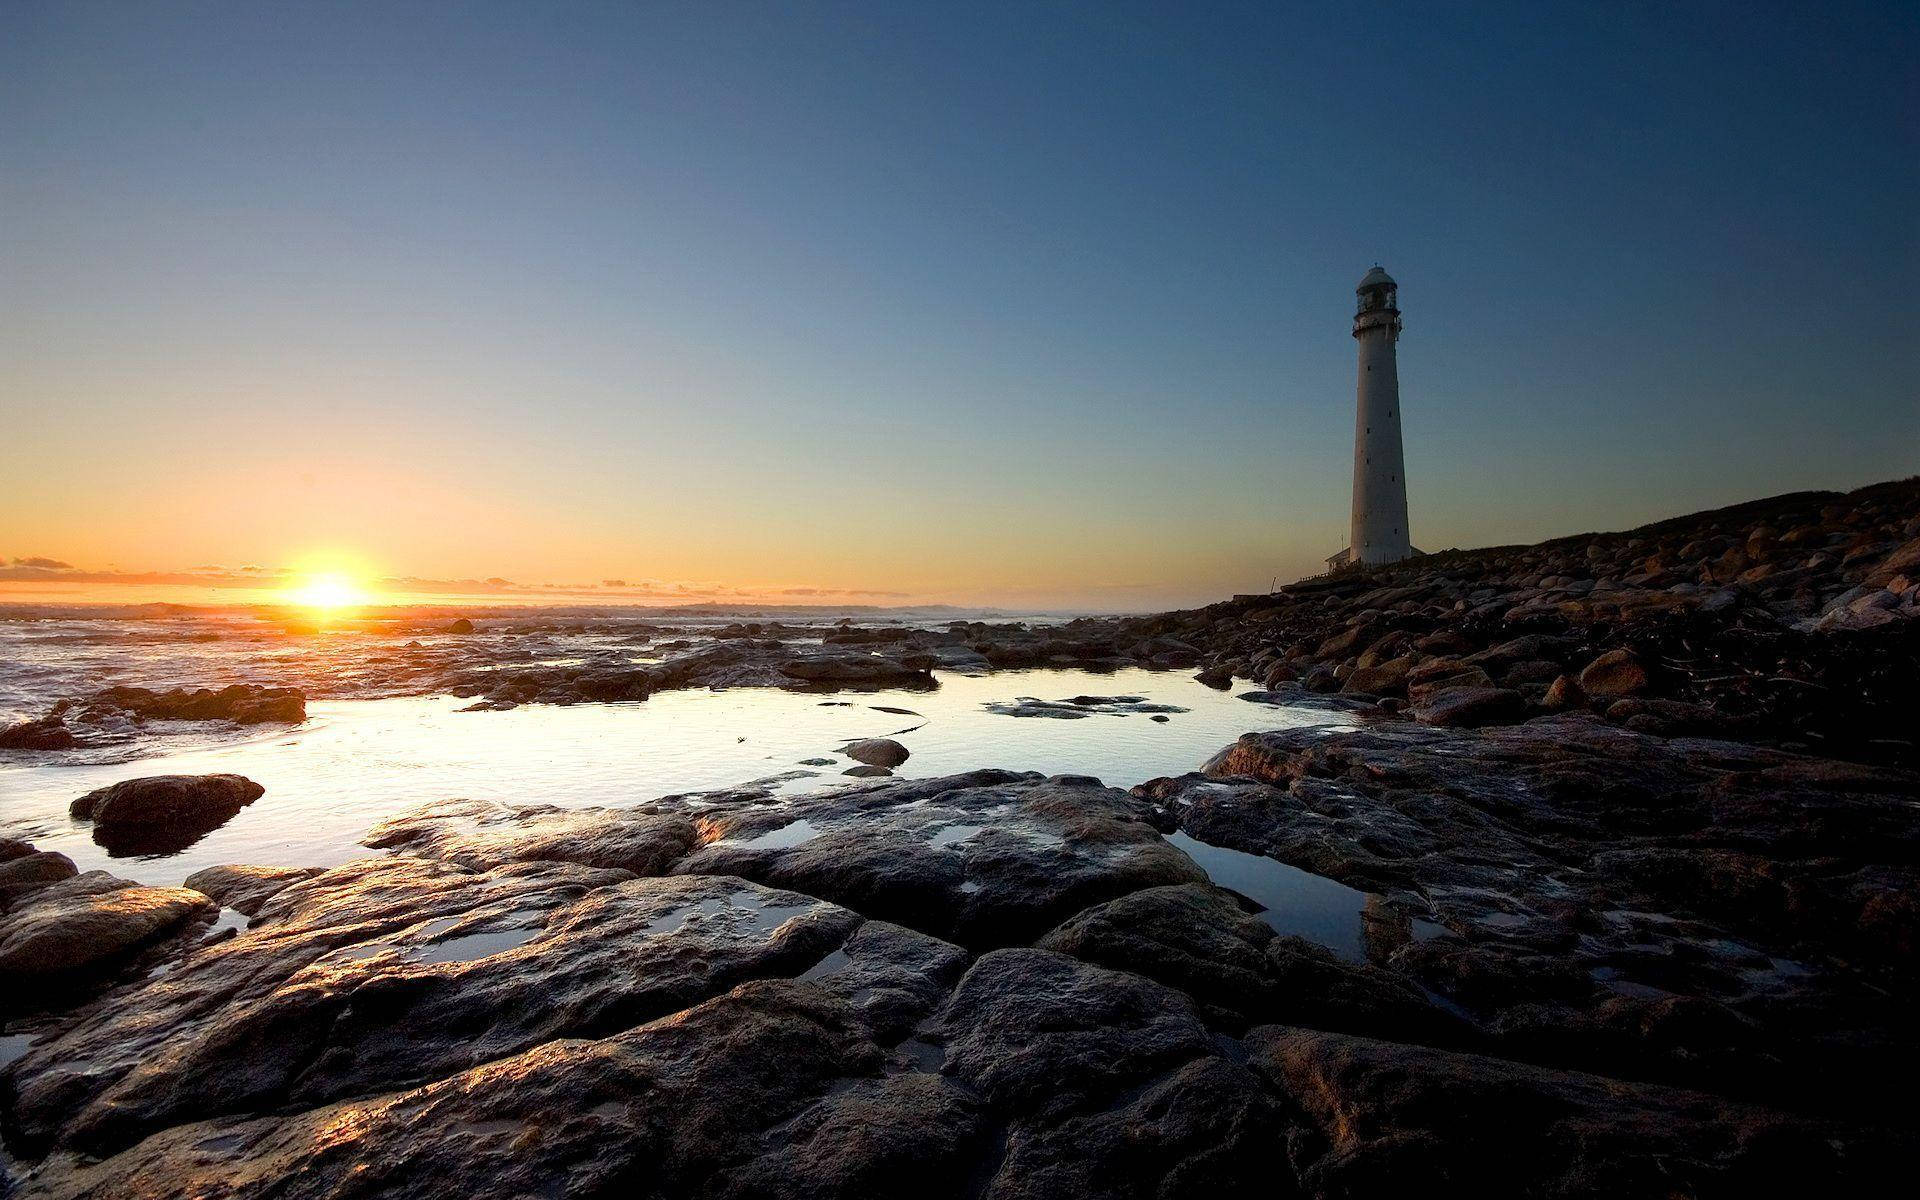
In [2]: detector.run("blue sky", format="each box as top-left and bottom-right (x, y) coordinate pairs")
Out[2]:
(3, 1), (1914, 608)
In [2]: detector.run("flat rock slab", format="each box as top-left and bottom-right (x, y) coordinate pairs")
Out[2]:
(365, 797), (698, 876)
(3, 859), (963, 1159)
(676, 770), (1208, 949)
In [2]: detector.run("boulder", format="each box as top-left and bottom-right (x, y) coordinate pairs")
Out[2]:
(842, 738), (910, 768)
(0, 850), (80, 906)
(69, 774), (265, 853)
(1577, 648), (1649, 700)
(1412, 686), (1526, 727)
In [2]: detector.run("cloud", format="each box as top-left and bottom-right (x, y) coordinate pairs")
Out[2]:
(8, 556), (75, 570)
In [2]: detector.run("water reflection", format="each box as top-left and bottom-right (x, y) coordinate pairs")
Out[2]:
(3, 667), (1352, 888)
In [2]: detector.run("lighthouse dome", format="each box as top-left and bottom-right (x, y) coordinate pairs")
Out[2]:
(1356, 266), (1395, 291)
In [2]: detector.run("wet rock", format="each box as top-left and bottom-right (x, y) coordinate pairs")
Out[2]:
(937, 947), (1213, 1118)
(365, 797), (697, 876)
(1248, 1027), (1891, 1194)
(22, 981), (901, 1200)
(779, 652), (937, 687)
(712, 1071), (988, 1200)
(842, 738), (910, 768)
(676, 771), (1206, 949)
(983, 1055), (1288, 1200)
(445, 617), (475, 634)
(0, 850), (80, 906)
(842, 764), (892, 777)
(1411, 685), (1525, 727)
(4, 859), (963, 1159)
(984, 694), (1189, 720)
(68, 774), (265, 854)
(0, 872), (214, 988)
(181, 864), (326, 916)
(0, 715), (78, 750)
(92, 683), (306, 724)
(1193, 663), (1233, 689)
(1038, 882), (1468, 1042)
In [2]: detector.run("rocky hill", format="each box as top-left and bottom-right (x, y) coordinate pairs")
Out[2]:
(1131, 477), (1920, 763)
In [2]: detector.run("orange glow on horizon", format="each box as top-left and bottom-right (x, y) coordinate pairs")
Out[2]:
(282, 571), (374, 612)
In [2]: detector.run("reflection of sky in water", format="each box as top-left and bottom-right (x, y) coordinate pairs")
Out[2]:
(2, 668), (1349, 887)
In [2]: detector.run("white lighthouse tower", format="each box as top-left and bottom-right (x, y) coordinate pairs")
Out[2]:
(1327, 265), (1415, 570)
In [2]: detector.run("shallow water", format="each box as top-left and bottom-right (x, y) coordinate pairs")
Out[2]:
(1166, 831), (1374, 961)
(1, 667), (1352, 888)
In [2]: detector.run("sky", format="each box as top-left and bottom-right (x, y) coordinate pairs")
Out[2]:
(3, 1), (1915, 611)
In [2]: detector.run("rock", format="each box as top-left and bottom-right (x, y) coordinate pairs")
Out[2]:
(0, 850), (80, 906)
(1542, 673), (1584, 710)
(1161, 716), (1920, 1108)
(983, 695), (1187, 719)
(842, 764), (892, 777)
(365, 797), (697, 876)
(181, 864), (325, 916)
(1342, 655), (1414, 696)
(1411, 686), (1526, 727)
(4, 859), (964, 1159)
(0, 871), (214, 987)
(779, 653), (936, 687)
(21, 981), (911, 1200)
(91, 683), (306, 724)
(1194, 663), (1233, 689)
(1038, 883), (1468, 1043)
(69, 774), (265, 853)
(980, 1054), (1287, 1200)
(1404, 659), (1495, 699)
(714, 1072), (988, 1200)
(842, 738), (909, 768)
(445, 617), (475, 634)
(0, 715), (78, 749)
(674, 771), (1206, 949)
(1577, 648), (1649, 700)
(937, 947), (1214, 1117)
(1248, 1027), (1889, 1194)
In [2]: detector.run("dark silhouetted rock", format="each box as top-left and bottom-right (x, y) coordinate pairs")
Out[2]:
(842, 738), (909, 768)
(0, 715), (78, 749)
(1411, 685), (1526, 727)
(69, 774), (264, 853)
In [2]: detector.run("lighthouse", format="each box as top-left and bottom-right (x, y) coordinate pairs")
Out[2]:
(1327, 266), (1415, 570)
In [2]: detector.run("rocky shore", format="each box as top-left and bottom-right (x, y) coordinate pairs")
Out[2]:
(2, 480), (1917, 1196)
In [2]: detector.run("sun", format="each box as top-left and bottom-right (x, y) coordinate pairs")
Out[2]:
(285, 572), (371, 612)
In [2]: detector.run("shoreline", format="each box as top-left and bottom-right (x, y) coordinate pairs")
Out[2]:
(3, 477), (1917, 1195)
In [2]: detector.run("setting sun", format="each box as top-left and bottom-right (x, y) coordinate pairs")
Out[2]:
(284, 572), (371, 611)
